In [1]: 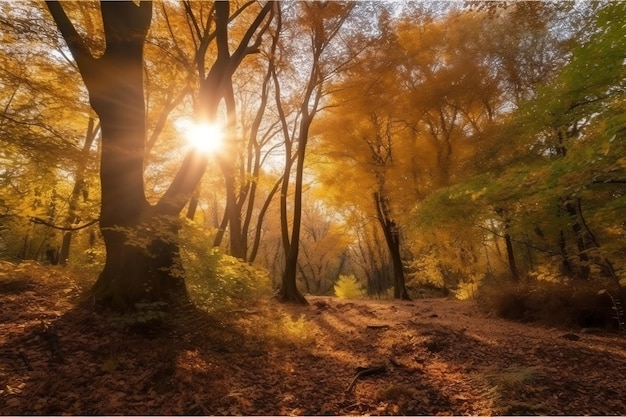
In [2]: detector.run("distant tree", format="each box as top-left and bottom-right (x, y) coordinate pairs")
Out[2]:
(58, 117), (100, 266)
(413, 2), (625, 290)
(0, 2), (100, 263)
(313, 3), (575, 293)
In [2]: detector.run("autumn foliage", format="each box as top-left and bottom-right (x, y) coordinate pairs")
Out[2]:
(0, 1), (625, 413)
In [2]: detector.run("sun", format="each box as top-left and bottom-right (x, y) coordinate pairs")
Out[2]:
(177, 118), (224, 154)
(187, 122), (224, 153)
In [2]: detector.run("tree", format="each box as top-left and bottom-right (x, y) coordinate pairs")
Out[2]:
(272, 1), (364, 303)
(45, 1), (274, 309)
(314, 84), (413, 299)
(0, 2), (100, 264)
(191, 1), (273, 260)
(310, 3), (579, 296)
(411, 2), (625, 291)
(154, 1), (277, 262)
(295, 191), (352, 295)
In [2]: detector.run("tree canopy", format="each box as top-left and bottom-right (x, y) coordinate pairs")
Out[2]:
(0, 0), (623, 312)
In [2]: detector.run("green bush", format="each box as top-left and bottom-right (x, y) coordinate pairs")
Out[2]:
(180, 222), (271, 313)
(334, 274), (364, 299)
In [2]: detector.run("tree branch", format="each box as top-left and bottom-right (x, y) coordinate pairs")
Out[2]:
(44, 2), (95, 70)
(155, 150), (208, 215)
(31, 217), (99, 231)
(229, 2), (274, 72)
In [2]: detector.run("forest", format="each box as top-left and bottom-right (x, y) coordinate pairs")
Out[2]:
(1, 1), (625, 415)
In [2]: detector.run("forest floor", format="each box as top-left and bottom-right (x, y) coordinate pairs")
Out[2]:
(2, 262), (626, 415)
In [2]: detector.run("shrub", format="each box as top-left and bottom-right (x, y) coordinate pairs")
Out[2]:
(477, 277), (616, 329)
(265, 313), (315, 345)
(334, 274), (364, 299)
(180, 222), (271, 313)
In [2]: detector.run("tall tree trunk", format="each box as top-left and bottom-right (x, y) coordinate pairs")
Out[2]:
(248, 174), (284, 263)
(277, 113), (310, 304)
(47, 1), (189, 309)
(213, 209), (229, 248)
(275, 2), (353, 304)
(272, 8), (306, 303)
(47, 1), (274, 309)
(374, 191), (410, 300)
(496, 208), (520, 282)
(223, 171), (246, 258)
(21, 229), (32, 260)
(185, 186), (200, 220)
(559, 230), (574, 277)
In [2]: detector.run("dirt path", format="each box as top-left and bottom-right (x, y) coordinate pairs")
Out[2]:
(1, 264), (626, 415)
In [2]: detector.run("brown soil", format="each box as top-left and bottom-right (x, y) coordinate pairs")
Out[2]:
(1, 262), (626, 415)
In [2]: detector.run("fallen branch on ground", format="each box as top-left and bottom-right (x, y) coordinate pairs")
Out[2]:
(346, 364), (387, 392)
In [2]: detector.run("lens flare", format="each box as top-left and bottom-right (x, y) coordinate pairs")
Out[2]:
(174, 118), (224, 154)
(185, 121), (224, 154)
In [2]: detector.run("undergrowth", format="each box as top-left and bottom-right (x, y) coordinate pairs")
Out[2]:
(180, 222), (272, 314)
(477, 277), (618, 329)
(265, 313), (316, 345)
(470, 365), (545, 415)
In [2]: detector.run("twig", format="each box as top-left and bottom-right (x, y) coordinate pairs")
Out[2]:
(389, 357), (403, 368)
(472, 222), (558, 255)
(346, 364), (387, 393)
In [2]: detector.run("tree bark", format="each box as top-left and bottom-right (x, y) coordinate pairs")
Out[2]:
(496, 210), (520, 282)
(278, 119), (310, 305)
(185, 186), (200, 221)
(248, 173), (285, 263)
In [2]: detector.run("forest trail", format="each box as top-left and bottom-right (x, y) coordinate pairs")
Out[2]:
(1, 264), (626, 415)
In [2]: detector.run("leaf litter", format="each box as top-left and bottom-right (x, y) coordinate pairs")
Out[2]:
(2, 262), (626, 415)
